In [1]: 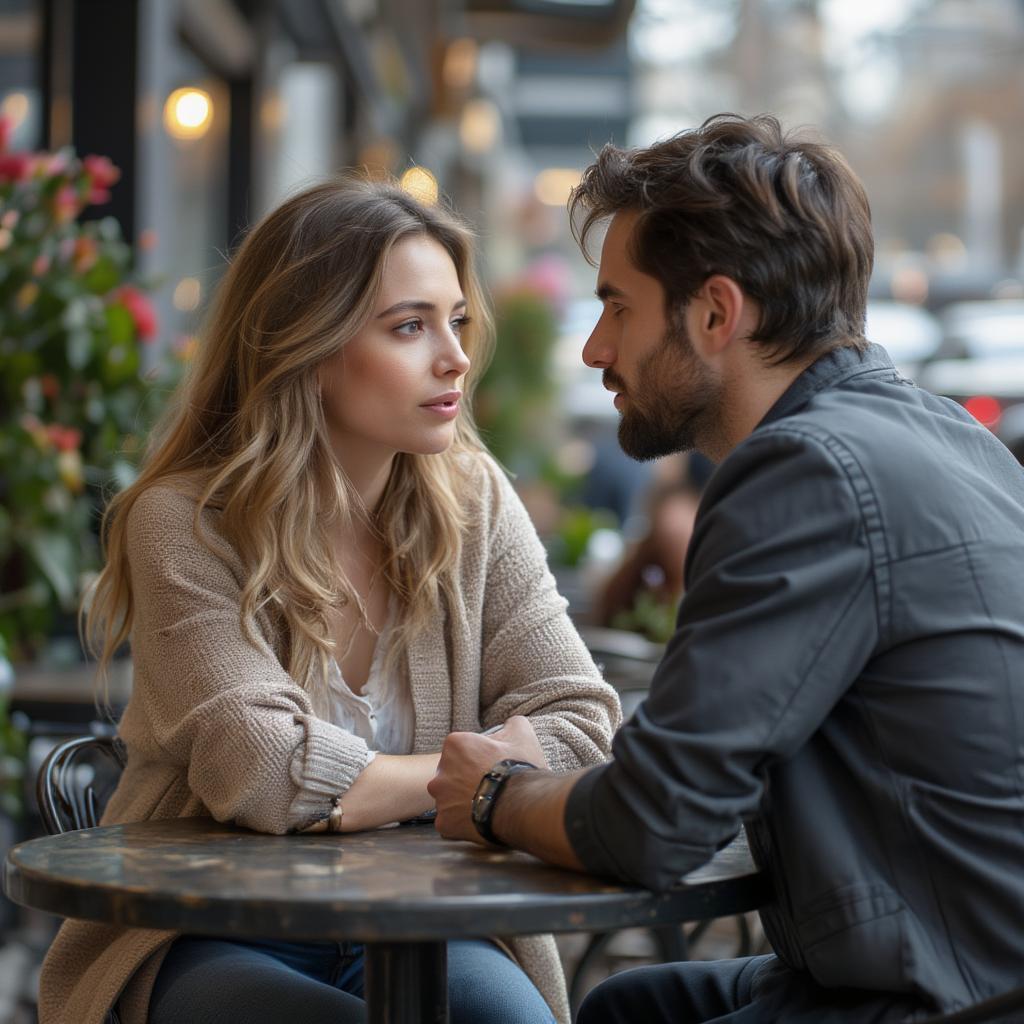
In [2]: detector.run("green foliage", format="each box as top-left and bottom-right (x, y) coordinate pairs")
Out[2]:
(611, 589), (680, 645)
(548, 505), (618, 568)
(474, 288), (559, 472)
(0, 137), (171, 660)
(0, 635), (26, 818)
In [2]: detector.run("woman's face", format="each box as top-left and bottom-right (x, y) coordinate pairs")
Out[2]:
(319, 234), (472, 468)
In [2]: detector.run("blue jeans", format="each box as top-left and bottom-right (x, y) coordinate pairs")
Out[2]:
(148, 936), (556, 1024)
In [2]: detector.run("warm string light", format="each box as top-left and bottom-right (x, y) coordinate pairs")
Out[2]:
(163, 88), (213, 140)
(400, 166), (439, 205)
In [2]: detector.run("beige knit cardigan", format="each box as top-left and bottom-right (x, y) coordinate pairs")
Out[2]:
(38, 456), (621, 1024)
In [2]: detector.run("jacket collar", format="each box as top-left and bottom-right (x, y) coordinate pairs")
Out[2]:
(757, 342), (896, 430)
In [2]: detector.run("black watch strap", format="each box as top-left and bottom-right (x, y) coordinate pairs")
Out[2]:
(471, 758), (537, 846)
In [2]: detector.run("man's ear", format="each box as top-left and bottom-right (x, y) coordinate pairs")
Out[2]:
(686, 275), (746, 361)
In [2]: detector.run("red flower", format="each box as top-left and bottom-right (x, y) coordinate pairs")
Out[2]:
(115, 285), (159, 342)
(83, 154), (120, 204)
(44, 424), (82, 453)
(0, 116), (11, 152)
(40, 374), (60, 400)
(0, 152), (32, 182)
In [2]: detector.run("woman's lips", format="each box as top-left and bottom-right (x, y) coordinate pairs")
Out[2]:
(421, 396), (460, 419)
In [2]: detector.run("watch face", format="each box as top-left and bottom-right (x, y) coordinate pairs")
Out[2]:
(472, 787), (494, 824)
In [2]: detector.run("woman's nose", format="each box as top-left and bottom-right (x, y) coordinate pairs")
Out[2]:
(438, 330), (471, 376)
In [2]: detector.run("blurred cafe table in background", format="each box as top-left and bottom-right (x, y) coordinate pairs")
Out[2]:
(577, 625), (666, 718)
(4, 816), (770, 1024)
(9, 658), (130, 737)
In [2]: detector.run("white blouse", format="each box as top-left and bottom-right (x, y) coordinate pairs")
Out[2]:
(324, 606), (414, 758)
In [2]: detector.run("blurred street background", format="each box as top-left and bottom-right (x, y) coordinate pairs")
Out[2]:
(2, 0), (1024, 1019)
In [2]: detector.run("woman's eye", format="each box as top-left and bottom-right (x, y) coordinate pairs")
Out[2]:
(450, 315), (472, 335)
(395, 319), (422, 336)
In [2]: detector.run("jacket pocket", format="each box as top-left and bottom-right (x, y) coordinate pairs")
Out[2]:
(797, 882), (907, 991)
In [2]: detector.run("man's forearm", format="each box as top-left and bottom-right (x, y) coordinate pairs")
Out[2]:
(490, 767), (590, 872)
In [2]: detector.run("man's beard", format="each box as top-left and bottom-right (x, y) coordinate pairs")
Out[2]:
(610, 322), (720, 462)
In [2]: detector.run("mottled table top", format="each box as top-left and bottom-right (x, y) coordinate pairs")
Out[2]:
(4, 817), (769, 941)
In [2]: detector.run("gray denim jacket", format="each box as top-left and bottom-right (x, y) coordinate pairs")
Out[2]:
(567, 344), (1024, 1019)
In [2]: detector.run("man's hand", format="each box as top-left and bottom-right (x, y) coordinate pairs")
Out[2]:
(428, 716), (548, 845)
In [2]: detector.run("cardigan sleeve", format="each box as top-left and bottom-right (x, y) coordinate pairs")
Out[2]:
(478, 466), (622, 772)
(124, 486), (373, 835)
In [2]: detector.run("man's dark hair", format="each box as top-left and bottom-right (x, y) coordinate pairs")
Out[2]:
(570, 113), (874, 363)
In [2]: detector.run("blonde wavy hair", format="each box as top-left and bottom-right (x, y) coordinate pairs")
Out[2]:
(85, 177), (494, 713)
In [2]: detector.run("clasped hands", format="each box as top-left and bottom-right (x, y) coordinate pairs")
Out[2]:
(428, 715), (547, 846)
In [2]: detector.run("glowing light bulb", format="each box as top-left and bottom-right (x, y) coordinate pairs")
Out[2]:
(164, 88), (213, 140)
(400, 166), (439, 206)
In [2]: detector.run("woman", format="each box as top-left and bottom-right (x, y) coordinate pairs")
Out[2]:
(39, 178), (621, 1024)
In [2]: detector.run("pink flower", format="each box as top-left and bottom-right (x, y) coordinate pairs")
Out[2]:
(0, 152), (33, 182)
(45, 152), (71, 176)
(53, 183), (80, 223)
(83, 154), (120, 204)
(83, 154), (120, 188)
(521, 253), (571, 308)
(32, 253), (51, 277)
(114, 285), (159, 342)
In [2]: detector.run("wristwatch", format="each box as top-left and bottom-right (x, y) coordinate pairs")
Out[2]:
(471, 758), (537, 846)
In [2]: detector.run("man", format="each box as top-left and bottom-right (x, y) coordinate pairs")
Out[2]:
(428, 114), (1024, 1022)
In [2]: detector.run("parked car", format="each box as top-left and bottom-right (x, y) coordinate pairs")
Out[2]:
(917, 300), (1024, 464)
(864, 300), (942, 377)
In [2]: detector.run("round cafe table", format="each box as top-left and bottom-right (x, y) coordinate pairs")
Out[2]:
(4, 816), (770, 1024)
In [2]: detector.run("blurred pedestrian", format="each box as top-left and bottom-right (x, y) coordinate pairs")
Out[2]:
(592, 480), (700, 637)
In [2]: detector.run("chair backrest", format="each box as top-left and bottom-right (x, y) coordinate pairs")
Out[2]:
(36, 735), (127, 835)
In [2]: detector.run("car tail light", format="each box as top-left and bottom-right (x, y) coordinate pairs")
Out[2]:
(963, 395), (1003, 430)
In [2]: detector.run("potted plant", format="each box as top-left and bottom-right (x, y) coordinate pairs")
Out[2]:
(0, 115), (165, 663)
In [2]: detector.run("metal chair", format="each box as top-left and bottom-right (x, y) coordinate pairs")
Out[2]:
(34, 735), (127, 1024)
(36, 734), (126, 836)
